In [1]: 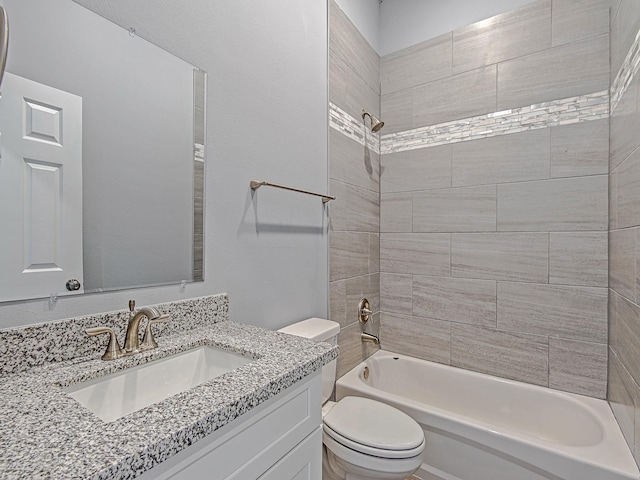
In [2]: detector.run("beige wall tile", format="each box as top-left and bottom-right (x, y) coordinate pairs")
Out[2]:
(413, 66), (497, 127)
(330, 180), (379, 233)
(611, 168), (620, 230)
(611, 0), (640, 81)
(380, 273), (412, 315)
(381, 145), (451, 193)
(610, 227), (636, 300)
(381, 193), (412, 233)
(330, 53), (380, 122)
(381, 32), (452, 95)
(549, 232), (608, 287)
(369, 233), (380, 274)
(636, 229), (640, 304)
(617, 148), (640, 229)
(497, 176), (608, 231)
(413, 275), (497, 327)
(453, 0), (551, 74)
(381, 89), (413, 134)
(610, 291), (640, 384)
(451, 233), (549, 282)
(330, 232), (370, 282)
(549, 338), (607, 398)
(329, 48), (348, 107)
(329, 280), (347, 327)
(413, 185), (497, 233)
(550, 118), (609, 178)
(610, 75), (639, 173)
(452, 129), (550, 187)
(380, 233), (450, 275)
(497, 282), (608, 343)
(329, 0), (379, 94)
(381, 312), (451, 364)
(330, 129), (379, 192)
(451, 324), (549, 386)
(608, 348), (638, 454)
(552, 0), (614, 47)
(497, 34), (609, 109)
(346, 64), (381, 120)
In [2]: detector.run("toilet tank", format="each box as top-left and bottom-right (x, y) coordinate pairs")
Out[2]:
(278, 318), (339, 404)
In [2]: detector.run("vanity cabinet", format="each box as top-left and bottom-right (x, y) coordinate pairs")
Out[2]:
(137, 371), (322, 480)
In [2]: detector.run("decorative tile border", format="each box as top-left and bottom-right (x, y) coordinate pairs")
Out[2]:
(380, 90), (609, 154)
(329, 103), (380, 154)
(331, 92), (608, 156)
(611, 27), (640, 113)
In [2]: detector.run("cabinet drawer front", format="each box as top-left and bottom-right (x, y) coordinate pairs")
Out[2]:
(258, 426), (322, 480)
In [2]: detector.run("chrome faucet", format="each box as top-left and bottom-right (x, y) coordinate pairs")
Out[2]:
(361, 332), (380, 345)
(86, 300), (170, 360)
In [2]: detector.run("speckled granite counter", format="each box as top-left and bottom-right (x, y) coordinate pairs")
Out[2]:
(0, 295), (337, 479)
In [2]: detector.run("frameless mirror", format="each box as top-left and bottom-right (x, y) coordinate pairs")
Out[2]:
(0, 0), (205, 302)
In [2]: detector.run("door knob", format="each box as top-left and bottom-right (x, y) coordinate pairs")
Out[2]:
(65, 279), (81, 291)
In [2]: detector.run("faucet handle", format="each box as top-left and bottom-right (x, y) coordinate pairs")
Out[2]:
(140, 314), (171, 350)
(86, 326), (123, 360)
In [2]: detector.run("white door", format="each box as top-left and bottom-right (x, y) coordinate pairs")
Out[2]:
(0, 72), (83, 302)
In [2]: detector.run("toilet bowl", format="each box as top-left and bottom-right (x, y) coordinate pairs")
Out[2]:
(278, 318), (425, 480)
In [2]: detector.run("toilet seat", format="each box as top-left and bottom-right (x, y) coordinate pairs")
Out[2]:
(323, 396), (425, 459)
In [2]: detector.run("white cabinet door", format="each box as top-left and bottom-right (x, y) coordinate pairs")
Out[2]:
(0, 72), (83, 301)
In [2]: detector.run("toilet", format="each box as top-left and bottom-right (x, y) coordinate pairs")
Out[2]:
(278, 318), (425, 480)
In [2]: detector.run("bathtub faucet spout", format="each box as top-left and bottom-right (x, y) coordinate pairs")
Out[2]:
(361, 332), (380, 345)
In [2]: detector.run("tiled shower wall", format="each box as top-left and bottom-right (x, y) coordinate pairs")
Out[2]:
(608, 0), (640, 464)
(379, 0), (612, 398)
(328, 1), (381, 378)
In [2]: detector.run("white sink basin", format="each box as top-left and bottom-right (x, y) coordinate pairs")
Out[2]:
(64, 346), (252, 422)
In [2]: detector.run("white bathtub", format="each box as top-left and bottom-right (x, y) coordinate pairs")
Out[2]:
(336, 350), (639, 480)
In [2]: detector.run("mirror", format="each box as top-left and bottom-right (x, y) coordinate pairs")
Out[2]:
(0, 0), (205, 302)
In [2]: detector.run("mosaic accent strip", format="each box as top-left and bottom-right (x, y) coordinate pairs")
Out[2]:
(329, 102), (380, 153)
(379, 91), (609, 155)
(611, 27), (640, 113)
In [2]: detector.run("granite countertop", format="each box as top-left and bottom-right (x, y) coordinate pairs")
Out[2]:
(0, 320), (337, 479)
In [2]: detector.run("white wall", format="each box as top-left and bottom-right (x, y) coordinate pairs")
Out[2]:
(0, 0), (328, 330)
(380, 0), (538, 55)
(334, 0), (380, 53)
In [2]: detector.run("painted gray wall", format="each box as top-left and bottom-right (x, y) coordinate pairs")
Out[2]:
(0, 0), (328, 330)
(380, 0), (538, 55)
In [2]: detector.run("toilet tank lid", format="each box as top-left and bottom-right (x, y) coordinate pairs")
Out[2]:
(277, 318), (340, 341)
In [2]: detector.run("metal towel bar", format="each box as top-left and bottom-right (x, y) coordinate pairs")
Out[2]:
(250, 180), (335, 203)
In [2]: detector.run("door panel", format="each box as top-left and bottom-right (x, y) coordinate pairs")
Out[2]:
(0, 72), (83, 301)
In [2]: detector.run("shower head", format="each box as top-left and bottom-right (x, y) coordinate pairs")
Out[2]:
(361, 109), (384, 133)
